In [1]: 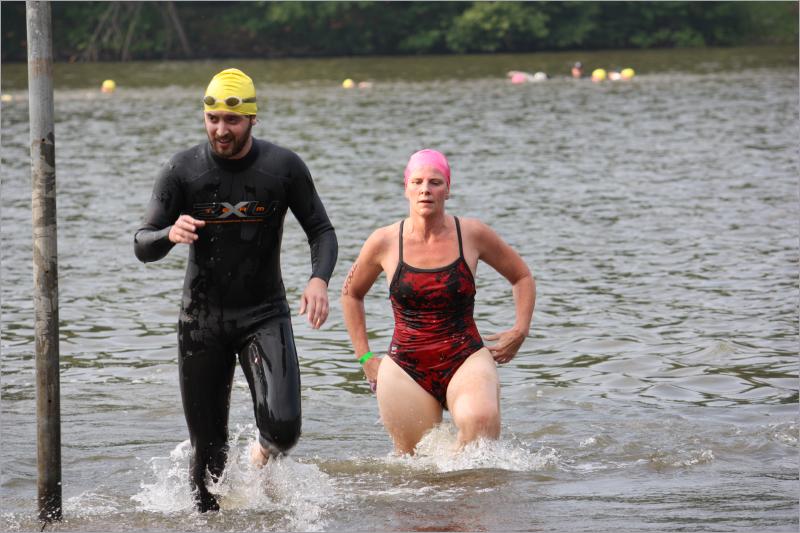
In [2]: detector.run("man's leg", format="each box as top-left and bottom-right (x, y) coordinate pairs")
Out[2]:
(178, 320), (236, 512)
(238, 316), (302, 463)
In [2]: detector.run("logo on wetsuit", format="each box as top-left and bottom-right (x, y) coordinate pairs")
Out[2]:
(192, 201), (276, 223)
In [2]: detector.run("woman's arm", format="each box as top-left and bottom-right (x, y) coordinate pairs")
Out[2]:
(472, 220), (536, 363)
(340, 228), (387, 383)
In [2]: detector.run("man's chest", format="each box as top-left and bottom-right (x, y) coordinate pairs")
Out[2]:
(184, 171), (287, 224)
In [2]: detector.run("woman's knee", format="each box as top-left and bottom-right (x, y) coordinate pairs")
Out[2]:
(471, 403), (500, 426)
(451, 398), (500, 441)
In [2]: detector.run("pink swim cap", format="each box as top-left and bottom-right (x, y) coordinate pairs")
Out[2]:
(404, 149), (451, 186)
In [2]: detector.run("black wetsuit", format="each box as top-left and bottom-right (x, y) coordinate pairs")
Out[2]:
(134, 138), (337, 510)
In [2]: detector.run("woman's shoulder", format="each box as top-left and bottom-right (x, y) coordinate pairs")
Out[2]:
(362, 220), (402, 252)
(372, 220), (403, 238)
(454, 216), (491, 235)
(454, 216), (503, 255)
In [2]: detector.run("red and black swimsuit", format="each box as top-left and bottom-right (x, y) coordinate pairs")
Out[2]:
(388, 216), (484, 408)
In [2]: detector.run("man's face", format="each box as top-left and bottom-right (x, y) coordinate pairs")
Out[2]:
(204, 111), (254, 158)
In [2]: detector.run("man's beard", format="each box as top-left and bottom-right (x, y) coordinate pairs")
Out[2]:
(208, 120), (253, 158)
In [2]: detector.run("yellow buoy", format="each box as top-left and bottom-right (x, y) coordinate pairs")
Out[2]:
(591, 69), (607, 82)
(342, 78), (355, 89)
(101, 79), (116, 93)
(621, 68), (635, 80)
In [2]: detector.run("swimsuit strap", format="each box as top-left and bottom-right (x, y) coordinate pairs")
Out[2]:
(454, 216), (464, 259)
(399, 217), (462, 262)
(398, 219), (405, 264)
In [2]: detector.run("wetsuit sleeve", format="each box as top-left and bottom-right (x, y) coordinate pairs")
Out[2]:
(133, 161), (183, 263)
(287, 156), (338, 284)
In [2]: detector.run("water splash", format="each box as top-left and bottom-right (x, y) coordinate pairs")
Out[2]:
(65, 491), (124, 516)
(767, 422), (798, 447)
(648, 448), (715, 470)
(387, 422), (561, 472)
(131, 424), (336, 531)
(132, 439), (195, 513)
(0, 513), (23, 532)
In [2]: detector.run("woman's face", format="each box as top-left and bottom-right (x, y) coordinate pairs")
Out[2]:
(404, 165), (449, 216)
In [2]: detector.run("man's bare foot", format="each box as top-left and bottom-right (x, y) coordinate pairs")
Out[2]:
(249, 442), (270, 467)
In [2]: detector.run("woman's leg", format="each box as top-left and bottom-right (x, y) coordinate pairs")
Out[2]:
(446, 347), (501, 447)
(376, 356), (443, 455)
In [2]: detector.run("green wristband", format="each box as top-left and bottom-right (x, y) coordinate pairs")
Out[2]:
(358, 351), (375, 365)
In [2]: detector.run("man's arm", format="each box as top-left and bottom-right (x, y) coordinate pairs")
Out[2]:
(133, 162), (183, 263)
(287, 154), (338, 327)
(287, 155), (338, 283)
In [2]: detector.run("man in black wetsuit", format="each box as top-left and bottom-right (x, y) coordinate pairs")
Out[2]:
(133, 68), (338, 512)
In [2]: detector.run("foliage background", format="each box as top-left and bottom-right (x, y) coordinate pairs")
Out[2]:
(2, 1), (798, 63)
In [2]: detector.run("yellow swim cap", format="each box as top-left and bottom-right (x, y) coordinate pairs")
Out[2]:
(342, 78), (355, 89)
(591, 68), (607, 82)
(621, 68), (635, 80)
(101, 79), (116, 93)
(204, 68), (257, 115)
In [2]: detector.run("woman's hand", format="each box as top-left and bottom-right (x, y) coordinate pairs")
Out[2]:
(485, 328), (527, 364)
(362, 356), (382, 392)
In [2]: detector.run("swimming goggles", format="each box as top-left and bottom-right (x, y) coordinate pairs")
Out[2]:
(203, 95), (256, 107)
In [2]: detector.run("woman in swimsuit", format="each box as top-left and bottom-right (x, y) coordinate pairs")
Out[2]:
(341, 149), (536, 454)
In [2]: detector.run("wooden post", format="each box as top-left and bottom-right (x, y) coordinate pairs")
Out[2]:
(26, 0), (62, 522)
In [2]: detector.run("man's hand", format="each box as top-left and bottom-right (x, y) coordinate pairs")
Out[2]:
(168, 215), (205, 244)
(299, 277), (329, 329)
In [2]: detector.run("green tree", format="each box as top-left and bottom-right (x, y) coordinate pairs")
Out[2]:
(734, 2), (799, 44)
(540, 2), (601, 49)
(228, 1), (465, 56)
(1, 1), (797, 63)
(446, 2), (549, 53)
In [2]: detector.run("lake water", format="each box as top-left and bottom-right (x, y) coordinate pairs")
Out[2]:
(1, 47), (798, 532)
